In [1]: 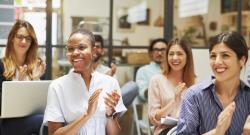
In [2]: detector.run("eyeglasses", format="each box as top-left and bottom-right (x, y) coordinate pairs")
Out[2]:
(66, 44), (87, 53)
(152, 48), (166, 52)
(15, 34), (32, 43)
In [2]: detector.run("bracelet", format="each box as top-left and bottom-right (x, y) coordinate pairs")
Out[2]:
(106, 113), (113, 118)
(106, 112), (119, 119)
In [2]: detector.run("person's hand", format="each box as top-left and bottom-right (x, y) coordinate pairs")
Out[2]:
(215, 102), (236, 135)
(18, 65), (27, 80)
(87, 89), (102, 116)
(174, 82), (186, 102)
(243, 115), (250, 135)
(104, 90), (120, 117)
(110, 63), (116, 76)
(105, 63), (117, 76)
(32, 59), (46, 80)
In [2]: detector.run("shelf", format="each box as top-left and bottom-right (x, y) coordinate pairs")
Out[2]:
(222, 11), (250, 16)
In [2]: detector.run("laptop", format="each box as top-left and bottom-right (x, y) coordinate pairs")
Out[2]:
(1, 81), (51, 118)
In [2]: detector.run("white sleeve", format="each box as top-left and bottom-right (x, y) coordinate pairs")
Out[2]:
(43, 82), (65, 124)
(113, 79), (127, 116)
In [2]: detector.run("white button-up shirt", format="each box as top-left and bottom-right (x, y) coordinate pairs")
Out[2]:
(43, 71), (127, 135)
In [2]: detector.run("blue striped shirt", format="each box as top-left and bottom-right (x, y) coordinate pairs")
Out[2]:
(177, 76), (250, 135)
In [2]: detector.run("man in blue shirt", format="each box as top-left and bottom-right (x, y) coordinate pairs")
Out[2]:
(135, 38), (168, 102)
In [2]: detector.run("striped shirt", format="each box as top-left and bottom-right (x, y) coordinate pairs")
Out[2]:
(177, 76), (250, 135)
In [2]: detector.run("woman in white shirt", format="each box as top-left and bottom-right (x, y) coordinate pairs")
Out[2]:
(43, 29), (126, 135)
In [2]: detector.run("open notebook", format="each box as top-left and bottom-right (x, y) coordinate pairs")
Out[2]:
(0, 81), (51, 118)
(161, 116), (178, 125)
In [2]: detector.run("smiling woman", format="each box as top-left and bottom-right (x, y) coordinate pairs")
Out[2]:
(43, 29), (127, 135)
(148, 38), (196, 135)
(66, 30), (94, 73)
(0, 20), (46, 135)
(177, 32), (250, 135)
(3, 20), (45, 81)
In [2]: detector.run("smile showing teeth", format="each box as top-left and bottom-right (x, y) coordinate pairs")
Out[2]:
(216, 68), (226, 73)
(172, 62), (180, 65)
(73, 59), (82, 62)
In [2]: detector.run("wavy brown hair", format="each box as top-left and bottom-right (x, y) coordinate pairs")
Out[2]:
(163, 38), (196, 87)
(3, 20), (40, 80)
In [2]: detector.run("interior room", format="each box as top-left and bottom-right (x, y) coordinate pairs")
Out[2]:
(0, 0), (250, 135)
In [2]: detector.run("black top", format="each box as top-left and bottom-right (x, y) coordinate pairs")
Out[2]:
(0, 59), (8, 112)
(0, 59), (8, 93)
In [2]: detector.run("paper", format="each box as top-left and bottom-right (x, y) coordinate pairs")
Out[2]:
(161, 116), (178, 125)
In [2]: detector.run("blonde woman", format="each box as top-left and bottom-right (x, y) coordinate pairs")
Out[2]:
(0, 20), (46, 135)
(148, 38), (196, 135)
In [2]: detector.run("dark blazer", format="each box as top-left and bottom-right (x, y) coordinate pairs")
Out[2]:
(0, 60), (8, 89)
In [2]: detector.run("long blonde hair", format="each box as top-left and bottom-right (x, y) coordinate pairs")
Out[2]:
(163, 38), (196, 87)
(3, 20), (39, 80)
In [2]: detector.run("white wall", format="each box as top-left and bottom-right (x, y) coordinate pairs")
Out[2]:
(242, 51), (250, 84)
(113, 0), (163, 45)
(173, 0), (221, 46)
(63, 0), (110, 42)
(192, 49), (250, 84)
(192, 49), (212, 81)
(63, 0), (164, 45)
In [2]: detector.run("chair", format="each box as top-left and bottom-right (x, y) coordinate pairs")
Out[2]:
(132, 97), (152, 135)
(39, 122), (48, 135)
(121, 81), (139, 107)
(166, 126), (177, 135)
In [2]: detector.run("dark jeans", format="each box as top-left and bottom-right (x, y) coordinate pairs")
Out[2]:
(1, 114), (43, 135)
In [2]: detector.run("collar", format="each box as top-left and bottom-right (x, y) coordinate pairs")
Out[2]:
(149, 61), (161, 67)
(69, 69), (97, 78)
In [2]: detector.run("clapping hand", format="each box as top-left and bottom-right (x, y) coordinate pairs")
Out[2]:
(243, 115), (250, 135)
(104, 90), (120, 117)
(174, 82), (187, 102)
(18, 65), (27, 80)
(32, 59), (46, 80)
(215, 102), (236, 135)
(106, 63), (116, 76)
(87, 89), (102, 116)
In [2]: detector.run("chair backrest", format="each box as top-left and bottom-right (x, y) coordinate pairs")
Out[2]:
(39, 123), (48, 135)
(132, 96), (152, 135)
(121, 81), (139, 107)
(166, 126), (177, 135)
